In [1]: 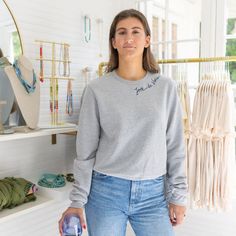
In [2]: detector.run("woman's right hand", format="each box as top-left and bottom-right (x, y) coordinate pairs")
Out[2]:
(58, 207), (86, 236)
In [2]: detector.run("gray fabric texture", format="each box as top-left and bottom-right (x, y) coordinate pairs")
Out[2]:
(70, 70), (187, 208)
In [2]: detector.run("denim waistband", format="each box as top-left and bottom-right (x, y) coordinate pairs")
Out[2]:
(92, 170), (165, 182)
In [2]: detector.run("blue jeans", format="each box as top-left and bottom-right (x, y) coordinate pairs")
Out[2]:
(85, 171), (174, 236)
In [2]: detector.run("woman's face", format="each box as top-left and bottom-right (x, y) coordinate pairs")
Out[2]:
(112, 17), (150, 60)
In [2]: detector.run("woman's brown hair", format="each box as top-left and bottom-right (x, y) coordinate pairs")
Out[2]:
(106, 9), (159, 73)
(0, 48), (3, 58)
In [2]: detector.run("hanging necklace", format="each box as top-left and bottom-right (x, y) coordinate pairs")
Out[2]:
(66, 80), (73, 116)
(59, 43), (70, 77)
(84, 15), (91, 43)
(38, 173), (65, 188)
(63, 44), (70, 76)
(39, 43), (44, 82)
(13, 60), (37, 94)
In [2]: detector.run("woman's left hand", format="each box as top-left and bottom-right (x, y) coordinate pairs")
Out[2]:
(168, 203), (186, 226)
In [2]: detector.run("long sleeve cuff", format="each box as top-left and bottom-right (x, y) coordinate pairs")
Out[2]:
(166, 182), (188, 206)
(69, 200), (85, 209)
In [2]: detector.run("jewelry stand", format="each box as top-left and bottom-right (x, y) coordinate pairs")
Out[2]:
(35, 40), (75, 128)
(4, 56), (40, 130)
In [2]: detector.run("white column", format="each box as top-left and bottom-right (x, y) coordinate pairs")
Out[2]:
(147, 1), (154, 32)
(215, 0), (227, 56)
(200, 0), (226, 57)
(200, 0), (217, 57)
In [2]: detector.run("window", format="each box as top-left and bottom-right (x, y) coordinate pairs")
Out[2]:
(12, 31), (21, 59)
(152, 16), (159, 58)
(171, 23), (177, 78)
(145, 0), (201, 85)
(226, 0), (236, 82)
(171, 23), (177, 59)
(161, 19), (166, 59)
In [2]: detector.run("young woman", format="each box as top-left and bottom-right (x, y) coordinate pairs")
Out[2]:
(59, 9), (187, 236)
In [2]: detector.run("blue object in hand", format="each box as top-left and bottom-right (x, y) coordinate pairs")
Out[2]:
(62, 214), (82, 236)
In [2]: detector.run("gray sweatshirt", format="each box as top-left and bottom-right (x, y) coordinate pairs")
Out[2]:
(70, 70), (187, 208)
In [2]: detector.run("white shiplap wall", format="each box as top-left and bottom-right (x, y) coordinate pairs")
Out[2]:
(6, 0), (126, 125)
(0, 1), (136, 235)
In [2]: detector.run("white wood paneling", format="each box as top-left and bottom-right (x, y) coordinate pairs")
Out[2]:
(5, 0), (120, 125)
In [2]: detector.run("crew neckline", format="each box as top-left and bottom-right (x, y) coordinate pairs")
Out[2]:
(112, 70), (150, 85)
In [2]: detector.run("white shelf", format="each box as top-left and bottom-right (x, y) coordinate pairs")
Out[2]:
(38, 182), (73, 200)
(0, 125), (77, 142)
(0, 182), (73, 223)
(0, 193), (54, 223)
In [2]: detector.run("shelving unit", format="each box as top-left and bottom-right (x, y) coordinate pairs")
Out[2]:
(0, 124), (76, 223)
(0, 126), (77, 142)
(0, 193), (53, 223)
(0, 43), (77, 232)
(0, 38), (78, 220)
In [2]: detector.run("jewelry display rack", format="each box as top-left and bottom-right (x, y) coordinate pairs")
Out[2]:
(35, 40), (75, 127)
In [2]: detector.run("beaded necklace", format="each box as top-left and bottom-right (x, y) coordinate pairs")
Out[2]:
(66, 80), (73, 116)
(13, 60), (37, 94)
(38, 173), (65, 188)
(84, 15), (91, 43)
